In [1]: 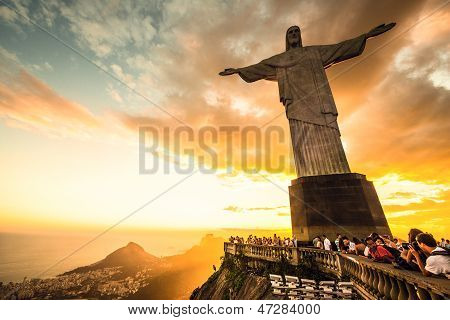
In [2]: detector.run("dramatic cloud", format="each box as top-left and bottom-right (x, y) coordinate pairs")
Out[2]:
(0, 0), (449, 236)
(374, 173), (450, 209)
(0, 64), (100, 138)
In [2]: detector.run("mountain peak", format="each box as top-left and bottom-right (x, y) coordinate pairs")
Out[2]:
(126, 242), (144, 250)
(101, 242), (158, 268)
(64, 242), (160, 275)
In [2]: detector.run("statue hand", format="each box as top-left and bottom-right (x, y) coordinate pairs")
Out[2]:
(366, 22), (396, 39)
(219, 68), (238, 76)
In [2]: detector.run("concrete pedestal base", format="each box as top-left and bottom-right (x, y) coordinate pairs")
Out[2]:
(289, 173), (391, 242)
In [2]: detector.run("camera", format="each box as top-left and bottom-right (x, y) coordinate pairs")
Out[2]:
(401, 241), (421, 251)
(411, 241), (421, 251)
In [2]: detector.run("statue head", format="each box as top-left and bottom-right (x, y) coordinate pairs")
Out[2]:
(285, 26), (302, 50)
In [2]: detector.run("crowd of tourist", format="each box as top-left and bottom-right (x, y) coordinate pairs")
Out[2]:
(229, 234), (298, 247)
(318, 231), (450, 279)
(229, 230), (450, 279)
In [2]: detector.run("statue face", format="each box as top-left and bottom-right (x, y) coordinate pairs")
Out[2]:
(287, 26), (302, 49)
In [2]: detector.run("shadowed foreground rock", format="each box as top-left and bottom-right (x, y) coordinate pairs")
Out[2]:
(191, 267), (274, 300)
(191, 252), (333, 300)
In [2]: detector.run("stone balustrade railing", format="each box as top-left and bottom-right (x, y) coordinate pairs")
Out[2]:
(224, 242), (450, 300)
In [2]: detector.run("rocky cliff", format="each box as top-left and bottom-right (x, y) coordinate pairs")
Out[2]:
(190, 264), (275, 300)
(191, 253), (332, 300)
(191, 257), (275, 300)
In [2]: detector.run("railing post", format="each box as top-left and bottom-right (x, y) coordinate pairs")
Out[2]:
(361, 265), (367, 284)
(377, 271), (385, 299)
(417, 287), (431, 300)
(405, 282), (418, 300)
(430, 292), (443, 300)
(397, 279), (409, 300)
(367, 268), (374, 291)
(389, 276), (400, 300)
(325, 253), (331, 269)
(383, 273), (392, 299)
(336, 254), (343, 277)
(291, 248), (299, 265)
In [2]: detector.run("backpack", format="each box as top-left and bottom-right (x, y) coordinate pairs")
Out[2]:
(431, 247), (450, 256)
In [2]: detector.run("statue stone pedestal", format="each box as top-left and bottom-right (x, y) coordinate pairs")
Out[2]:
(289, 173), (392, 242)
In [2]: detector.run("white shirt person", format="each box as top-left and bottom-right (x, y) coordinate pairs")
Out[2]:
(323, 237), (332, 251)
(425, 247), (450, 279)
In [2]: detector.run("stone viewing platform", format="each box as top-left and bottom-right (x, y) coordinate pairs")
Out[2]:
(224, 242), (450, 300)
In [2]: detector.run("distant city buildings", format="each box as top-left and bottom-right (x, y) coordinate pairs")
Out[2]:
(0, 266), (155, 300)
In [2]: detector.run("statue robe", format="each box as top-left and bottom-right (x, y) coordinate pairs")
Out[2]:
(237, 34), (367, 177)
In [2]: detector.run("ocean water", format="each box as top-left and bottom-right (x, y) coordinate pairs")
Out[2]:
(0, 229), (209, 283)
(0, 228), (291, 283)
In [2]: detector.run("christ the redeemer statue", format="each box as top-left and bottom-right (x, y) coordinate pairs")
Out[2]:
(220, 23), (395, 177)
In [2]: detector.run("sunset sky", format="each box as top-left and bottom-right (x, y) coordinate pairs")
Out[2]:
(0, 0), (449, 240)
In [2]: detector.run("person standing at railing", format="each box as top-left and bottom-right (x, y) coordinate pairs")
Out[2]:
(338, 237), (346, 252)
(352, 237), (367, 256)
(342, 236), (356, 254)
(335, 234), (343, 252)
(323, 235), (332, 251)
(312, 236), (319, 247)
(316, 239), (324, 249)
(409, 233), (450, 279)
(284, 237), (290, 247)
(288, 238), (295, 247)
(292, 235), (298, 247)
(312, 236), (324, 249)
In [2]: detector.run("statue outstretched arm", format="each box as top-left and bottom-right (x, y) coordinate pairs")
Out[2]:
(219, 60), (276, 83)
(219, 68), (239, 76)
(319, 22), (396, 68)
(366, 23), (396, 39)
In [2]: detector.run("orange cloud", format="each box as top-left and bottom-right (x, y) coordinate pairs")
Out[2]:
(0, 0), (448, 238)
(0, 67), (100, 138)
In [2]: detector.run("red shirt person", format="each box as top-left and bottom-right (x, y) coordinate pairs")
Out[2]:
(366, 237), (394, 263)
